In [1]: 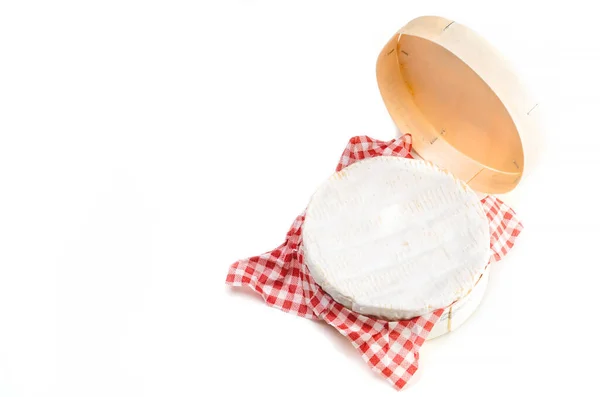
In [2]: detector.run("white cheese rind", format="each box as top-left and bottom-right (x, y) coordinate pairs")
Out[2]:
(302, 156), (490, 320)
(427, 265), (490, 340)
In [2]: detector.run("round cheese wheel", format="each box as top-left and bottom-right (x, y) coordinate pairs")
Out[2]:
(301, 156), (490, 320)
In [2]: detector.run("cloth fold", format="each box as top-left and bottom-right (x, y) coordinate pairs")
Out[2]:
(226, 135), (523, 390)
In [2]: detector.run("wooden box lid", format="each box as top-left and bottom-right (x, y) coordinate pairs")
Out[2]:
(376, 16), (542, 194)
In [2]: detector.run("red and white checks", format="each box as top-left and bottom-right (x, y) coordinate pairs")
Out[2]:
(225, 135), (523, 390)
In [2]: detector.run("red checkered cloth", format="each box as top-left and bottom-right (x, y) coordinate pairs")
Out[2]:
(225, 135), (523, 390)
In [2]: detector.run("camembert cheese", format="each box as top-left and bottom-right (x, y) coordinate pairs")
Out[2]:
(302, 156), (490, 320)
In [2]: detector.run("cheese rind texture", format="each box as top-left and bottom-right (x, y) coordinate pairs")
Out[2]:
(427, 266), (490, 340)
(302, 156), (490, 320)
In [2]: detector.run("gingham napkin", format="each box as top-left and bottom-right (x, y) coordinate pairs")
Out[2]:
(226, 135), (523, 390)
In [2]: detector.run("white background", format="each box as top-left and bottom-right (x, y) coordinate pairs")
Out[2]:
(1, 1), (598, 396)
